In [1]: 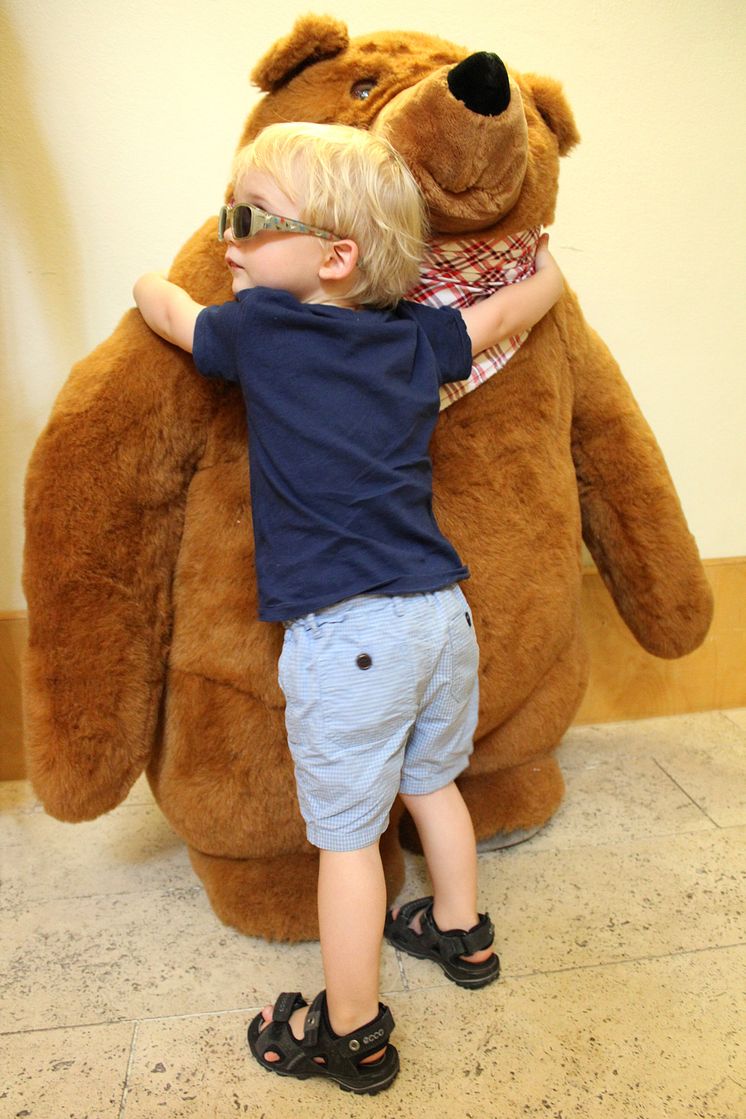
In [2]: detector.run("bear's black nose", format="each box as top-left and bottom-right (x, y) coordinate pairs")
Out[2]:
(447, 52), (511, 117)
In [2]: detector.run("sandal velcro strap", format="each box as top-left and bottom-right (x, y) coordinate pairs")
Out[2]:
(456, 913), (495, 955)
(273, 992), (307, 1024)
(342, 1005), (395, 1058)
(396, 895), (434, 922)
(248, 988), (400, 1094)
(304, 992), (394, 1059)
(421, 905), (495, 959)
(303, 991), (325, 1047)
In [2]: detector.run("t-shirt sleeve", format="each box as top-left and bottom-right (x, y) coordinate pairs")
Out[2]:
(192, 301), (243, 382)
(402, 301), (473, 384)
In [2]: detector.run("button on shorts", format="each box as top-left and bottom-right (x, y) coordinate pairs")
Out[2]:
(278, 584), (479, 852)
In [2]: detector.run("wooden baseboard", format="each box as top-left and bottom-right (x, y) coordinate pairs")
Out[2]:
(575, 557), (745, 723)
(2, 558), (744, 780)
(1, 612), (28, 780)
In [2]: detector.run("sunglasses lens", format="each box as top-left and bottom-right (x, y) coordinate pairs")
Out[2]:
(232, 204), (254, 240)
(218, 206), (228, 241)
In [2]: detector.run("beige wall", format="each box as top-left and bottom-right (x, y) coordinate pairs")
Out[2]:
(2, 0), (745, 612)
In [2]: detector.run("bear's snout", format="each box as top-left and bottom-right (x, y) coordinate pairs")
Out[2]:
(447, 52), (511, 117)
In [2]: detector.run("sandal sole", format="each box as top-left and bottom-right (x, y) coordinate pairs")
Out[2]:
(255, 1061), (399, 1095)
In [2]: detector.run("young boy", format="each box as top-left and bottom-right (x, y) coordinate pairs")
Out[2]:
(134, 121), (563, 1095)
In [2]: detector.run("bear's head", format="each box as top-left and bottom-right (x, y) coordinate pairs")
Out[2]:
(238, 15), (580, 235)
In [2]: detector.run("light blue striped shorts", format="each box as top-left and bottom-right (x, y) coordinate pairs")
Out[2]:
(278, 583), (479, 852)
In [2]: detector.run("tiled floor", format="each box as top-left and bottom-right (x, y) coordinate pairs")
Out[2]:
(2, 709), (745, 1119)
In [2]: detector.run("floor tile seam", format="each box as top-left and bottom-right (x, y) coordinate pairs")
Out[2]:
(722, 709), (746, 731)
(503, 939), (746, 981)
(392, 947), (411, 992)
(118, 1020), (138, 1119)
(652, 757), (720, 826)
(484, 821), (729, 861)
(392, 938), (746, 993)
(4, 942), (745, 1039)
(0, 884), (203, 910)
(0, 1009), (252, 1039)
(557, 752), (691, 772)
(0, 979), (422, 1039)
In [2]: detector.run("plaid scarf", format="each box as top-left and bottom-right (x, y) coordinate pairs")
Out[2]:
(407, 227), (541, 410)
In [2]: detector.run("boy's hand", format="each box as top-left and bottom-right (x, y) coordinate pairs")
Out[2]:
(534, 233), (559, 277)
(133, 272), (204, 354)
(460, 231), (564, 357)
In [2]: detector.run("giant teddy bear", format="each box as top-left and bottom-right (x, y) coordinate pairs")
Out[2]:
(23, 16), (713, 941)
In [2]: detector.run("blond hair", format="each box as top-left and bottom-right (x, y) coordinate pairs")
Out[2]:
(230, 122), (427, 308)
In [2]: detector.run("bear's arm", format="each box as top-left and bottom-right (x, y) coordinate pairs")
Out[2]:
(22, 293), (218, 822)
(558, 288), (713, 658)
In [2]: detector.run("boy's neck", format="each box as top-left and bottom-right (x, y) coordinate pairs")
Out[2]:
(314, 296), (363, 311)
(301, 275), (362, 311)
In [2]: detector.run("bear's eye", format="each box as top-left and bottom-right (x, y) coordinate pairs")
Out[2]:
(350, 79), (377, 100)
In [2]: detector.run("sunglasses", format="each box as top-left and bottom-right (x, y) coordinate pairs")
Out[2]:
(218, 202), (336, 243)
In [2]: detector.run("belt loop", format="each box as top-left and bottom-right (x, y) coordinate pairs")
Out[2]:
(392, 596), (405, 617)
(304, 612), (320, 635)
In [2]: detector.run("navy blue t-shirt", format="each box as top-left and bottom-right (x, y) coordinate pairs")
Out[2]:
(193, 287), (472, 621)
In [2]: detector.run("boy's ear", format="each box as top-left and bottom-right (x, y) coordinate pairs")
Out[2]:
(319, 238), (359, 280)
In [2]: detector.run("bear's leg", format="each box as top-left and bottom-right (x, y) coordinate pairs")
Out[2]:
(189, 846), (322, 941)
(399, 627), (589, 852)
(188, 804), (406, 942)
(458, 752), (565, 843)
(398, 752), (565, 854)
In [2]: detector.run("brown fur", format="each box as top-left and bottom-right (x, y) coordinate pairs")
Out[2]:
(23, 17), (712, 940)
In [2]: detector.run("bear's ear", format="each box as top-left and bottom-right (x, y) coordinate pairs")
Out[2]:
(524, 74), (580, 156)
(250, 14), (349, 93)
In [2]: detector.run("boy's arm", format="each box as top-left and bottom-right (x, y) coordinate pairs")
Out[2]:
(133, 272), (205, 353)
(460, 235), (564, 357)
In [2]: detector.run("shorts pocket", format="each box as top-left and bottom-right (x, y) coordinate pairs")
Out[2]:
(277, 630), (291, 695)
(315, 618), (417, 746)
(278, 627), (314, 746)
(447, 605), (480, 705)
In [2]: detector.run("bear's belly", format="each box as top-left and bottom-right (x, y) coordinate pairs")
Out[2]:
(430, 329), (582, 726)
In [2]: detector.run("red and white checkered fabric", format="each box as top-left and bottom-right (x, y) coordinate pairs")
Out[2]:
(406, 227), (542, 410)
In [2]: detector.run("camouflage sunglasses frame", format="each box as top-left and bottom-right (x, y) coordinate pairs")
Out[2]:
(218, 202), (336, 243)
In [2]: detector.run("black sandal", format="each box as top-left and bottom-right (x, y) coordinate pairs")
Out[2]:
(247, 990), (399, 1095)
(384, 896), (500, 988)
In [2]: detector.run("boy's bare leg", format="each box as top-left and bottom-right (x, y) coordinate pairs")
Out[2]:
(319, 845), (386, 1033)
(396, 782), (493, 965)
(258, 842), (387, 1062)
